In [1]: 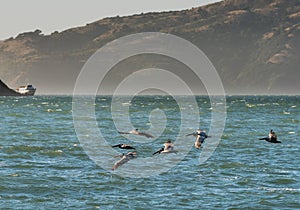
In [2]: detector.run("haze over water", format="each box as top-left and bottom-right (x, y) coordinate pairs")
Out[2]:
(0, 95), (299, 209)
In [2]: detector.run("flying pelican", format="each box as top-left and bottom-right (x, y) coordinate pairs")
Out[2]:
(186, 129), (208, 149)
(112, 151), (137, 170)
(153, 140), (177, 155)
(259, 129), (281, 143)
(118, 128), (154, 138)
(112, 143), (136, 150)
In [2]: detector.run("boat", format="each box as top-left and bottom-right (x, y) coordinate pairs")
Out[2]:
(16, 84), (36, 96)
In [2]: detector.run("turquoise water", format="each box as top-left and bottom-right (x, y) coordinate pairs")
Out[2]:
(0, 96), (299, 209)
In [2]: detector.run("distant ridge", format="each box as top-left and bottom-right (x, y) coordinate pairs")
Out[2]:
(0, 0), (299, 94)
(0, 80), (21, 96)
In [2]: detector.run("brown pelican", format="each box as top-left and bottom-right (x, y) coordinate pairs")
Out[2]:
(259, 129), (281, 143)
(112, 151), (137, 170)
(186, 129), (208, 149)
(112, 144), (136, 150)
(153, 140), (177, 155)
(118, 128), (154, 138)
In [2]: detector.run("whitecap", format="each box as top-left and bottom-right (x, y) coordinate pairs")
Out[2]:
(259, 187), (300, 192)
(246, 104), (255, 108)
(122, 102), (131, 106)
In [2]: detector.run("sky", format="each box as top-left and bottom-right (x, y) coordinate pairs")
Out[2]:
(0, 0), (221, 40)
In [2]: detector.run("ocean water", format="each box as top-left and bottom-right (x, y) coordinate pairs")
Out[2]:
(0, 95), (299, 209)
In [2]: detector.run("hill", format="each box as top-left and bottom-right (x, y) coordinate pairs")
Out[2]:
(0, 80), (21, 96)
(0, 0), (299, 94)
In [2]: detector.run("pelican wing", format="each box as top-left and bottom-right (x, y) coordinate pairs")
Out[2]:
(186, 132), (197, 137)
(112, 144), (122, 148)
(112, 152), (136, 170)
(112, 156), (130, 170)
(153, 148), (164, 155)
(121, 144), (136, 150)
(161, 150), (178, 154)
(112, 144), (136, 150)
(118, 131), (130, 134)
(138, 132), (154, 138)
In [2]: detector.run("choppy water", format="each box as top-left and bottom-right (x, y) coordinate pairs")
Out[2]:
(0, 96), (299, 209)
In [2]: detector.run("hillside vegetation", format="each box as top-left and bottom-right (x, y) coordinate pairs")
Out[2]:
(0, 0), (299, 94)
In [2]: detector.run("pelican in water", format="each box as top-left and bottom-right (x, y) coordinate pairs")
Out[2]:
(186, 129), (208, 149)
(118, 128), (154, 138)
(153, 140), (177, 155)
(112, 151), (137, 170)
(259, 129), (281, 143)
(112, 143), (136, 150)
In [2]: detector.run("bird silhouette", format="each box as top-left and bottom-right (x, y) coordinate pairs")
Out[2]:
(112, 143), (136, 150)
